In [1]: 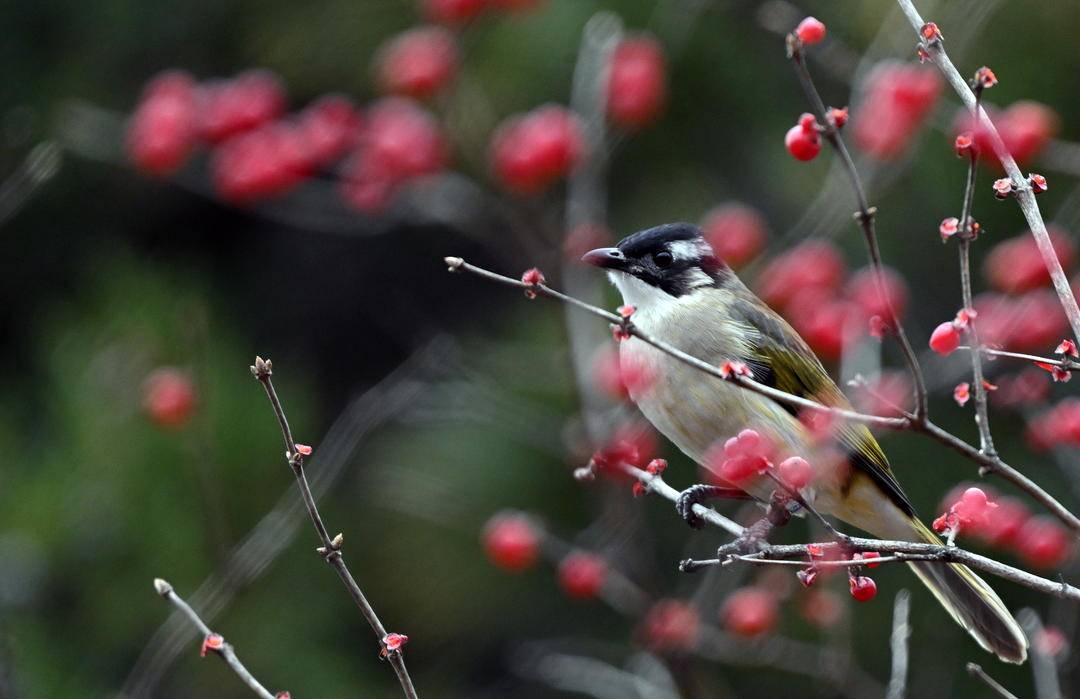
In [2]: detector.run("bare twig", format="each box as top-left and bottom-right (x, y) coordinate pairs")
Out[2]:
(152, 579), (278, 699)
(682, 539), (1080, 602)
(955, 81), (996, 456)
(445, 257), (1080, 532)
(251, 357), (418, 699)
(896, 0), (1080, 344)
(970, 346), (1080, 373)
(967, 662), (1021, 699)
(886, 590), (911, 699)
(786, 34), (929, 420)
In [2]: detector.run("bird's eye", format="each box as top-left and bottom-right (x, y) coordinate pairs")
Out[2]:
(654, 251), (673, 268)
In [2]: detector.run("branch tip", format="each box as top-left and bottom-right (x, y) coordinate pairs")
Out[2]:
(153, 578), (173, 596)
(444, 256), (464, 272)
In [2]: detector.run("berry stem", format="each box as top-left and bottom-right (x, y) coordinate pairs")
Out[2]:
(787, 36), (930, 421)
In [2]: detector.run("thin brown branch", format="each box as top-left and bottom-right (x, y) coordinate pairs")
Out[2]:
(967, 662), (1021, 699)
(446, 256), (1080, 533)
(786, 35), (929, 420)
(896, 0), (1080, 344)
(972, 346), (1080, 372)
(250, 357), (418, 699)
(152, 579), (278, 699)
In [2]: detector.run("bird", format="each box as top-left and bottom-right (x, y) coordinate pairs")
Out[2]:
(582, 222), (1028, 664)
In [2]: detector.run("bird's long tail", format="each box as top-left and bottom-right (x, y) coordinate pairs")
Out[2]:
(906, 518), (1028, 664)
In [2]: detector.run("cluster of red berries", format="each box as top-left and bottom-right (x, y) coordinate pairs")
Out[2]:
(1027, 398), (1080, 451)
(142, 367), (196, 428)
(701, 428), (815, 490)
(755, 239), (908, 361)
(699, 202), (768, 269)
(934, 485), (1072, 569)
(852, 61), (942, 160)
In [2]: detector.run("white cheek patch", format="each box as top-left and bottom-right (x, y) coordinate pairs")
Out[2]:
(608, 271), (677, 315)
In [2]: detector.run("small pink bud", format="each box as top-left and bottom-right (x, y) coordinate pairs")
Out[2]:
(294, 444), (313, 456)
(920, 22), (942, 42)
(617, 304), (636, 319)
(1056, 339), (1079, 357)
(200, 633), (224, 658)
(806, 544), (824, 557)
(939, 217), (959, 242)
(953, 382), (970, 406)
(954, 132), (976, 157)
(827, 106), (848, 129)
(719, 360), (752, 379)
(646, 458), (667, 475)
(382, 632), (409, 656)
(796, 567), (818, 587)
(973, 66), (997, 89)
(1030, 173), (1048, 194)
(992, 177), (1014, 199)
(632, 481), (647, 498)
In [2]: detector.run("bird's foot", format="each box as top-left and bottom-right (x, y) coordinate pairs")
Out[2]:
(674, 485), (745, 529)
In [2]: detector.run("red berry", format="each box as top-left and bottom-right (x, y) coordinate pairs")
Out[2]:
(482, 512), (539, 572)
(642, 599), (699, 652)
(700, 203), (767, 269)
(490, 105), (583, 194)
(859, 552), (881, 569)
(126, 70), (200, 176)
(606, 34), (667, 130)
(794, 17), (826, 45)
(848, 575), (877, 602)
(777, 456), (814, 490)
(421, 0), (486, 24)
(999, 101), (1058, 165)
(298, 94), (363, 166)
(984, 227), (1075, 294)
(845, 265), (908, 320)
(721, 587), (778, 637)
(757, 239), (846, 310)
(800, 589), (843, 628)
(1017, 516), (1072, 569)
(853, 62), (941, 160)
(557, 552), (607, 599)
(211, 124), (308, 203)
(376, 26), (459, 99)
(785, 121), (821, 161)
(788, 292), (862, 361)
(198, 70), (286, 143)
(929, 322), (961, 355)
(143, 368), (196, 428)
(707, 429), (772, 485)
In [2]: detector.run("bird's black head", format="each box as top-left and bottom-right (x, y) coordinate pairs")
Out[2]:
(582, 223), (730, 298)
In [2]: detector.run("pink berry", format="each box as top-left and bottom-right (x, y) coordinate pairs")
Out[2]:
(845, 266), (908, 321)
(298, 94), (363, 166)
(198, 70), (286, 143)
(721, 587), (777, 637)
(929, 322), (961, 355)
(700, 203), (767, 269)
(848, 575), (877, 602)
(126, 70), (199, 176)
(376, 26), (459, 99)
(490, 105), (583, 194)
(642, 599), (699, 651)
(795, 17), (826, 45)
(482, 512), (539, 572)
(757, 239), (846, 310)
(557, 552), (607, 599)
(142, 368), (196, 428)
(777, 456), (814, 489)
(785, 122), (821, 161)
(1017, 516), (1072, 569)
(984, 227), (1075, 294)
(606, 34), (667, 130)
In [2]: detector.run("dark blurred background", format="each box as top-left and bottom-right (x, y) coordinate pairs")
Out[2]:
(2, 0), (1079, 697)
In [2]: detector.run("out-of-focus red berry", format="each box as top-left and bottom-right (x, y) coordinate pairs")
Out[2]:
(211, 124), (309, 203)
(1017, 516), (1072, 569)
(143, 368), (196, 428)
(340, 98), (447, 213)
(974, 291), (1069, 353)
(757, 239), (846, 309)
(777, 456), (814, 490)
(785, 117), (821, 161)
(795, 17), (826, 45)
(929, 321), (961, 355)
(376, 26), (459, 99)
(721, 587), (778, 637)
(853, 62), (941, 160)
(848, 575), (877, 602)
(1000, 101), (1059, 165)
(642, 599), (699, 652)
(298, 95), (363, 166)
(592, 346), (655, 399)
(490, 105), (583, 194)
(844, 265), (908, 322)
(788, 292), (863, 361)
(1026, 398), (1080, 451)
(606, 34), (667, 130)
(198, 70), (286, 143)
(482, 512), (540, 572)
(421, 0), (486, 24)
(984, 227), (1075, 294)
(706, 429), (773, 485)
(127, 70), (200, 176)
(799, 589), (843, 628)
(557, 552), (607, 599)
(852, 370), (912, 417)
(991, 369), (1050, 409)
(974, 496), (1029, 548)
(700, 203), (767, 269)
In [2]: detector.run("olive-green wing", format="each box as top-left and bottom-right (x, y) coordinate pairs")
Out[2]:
(732, 296), (915, 516)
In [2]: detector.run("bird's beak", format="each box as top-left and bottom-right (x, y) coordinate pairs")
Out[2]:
(581, 247), (628, 270)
